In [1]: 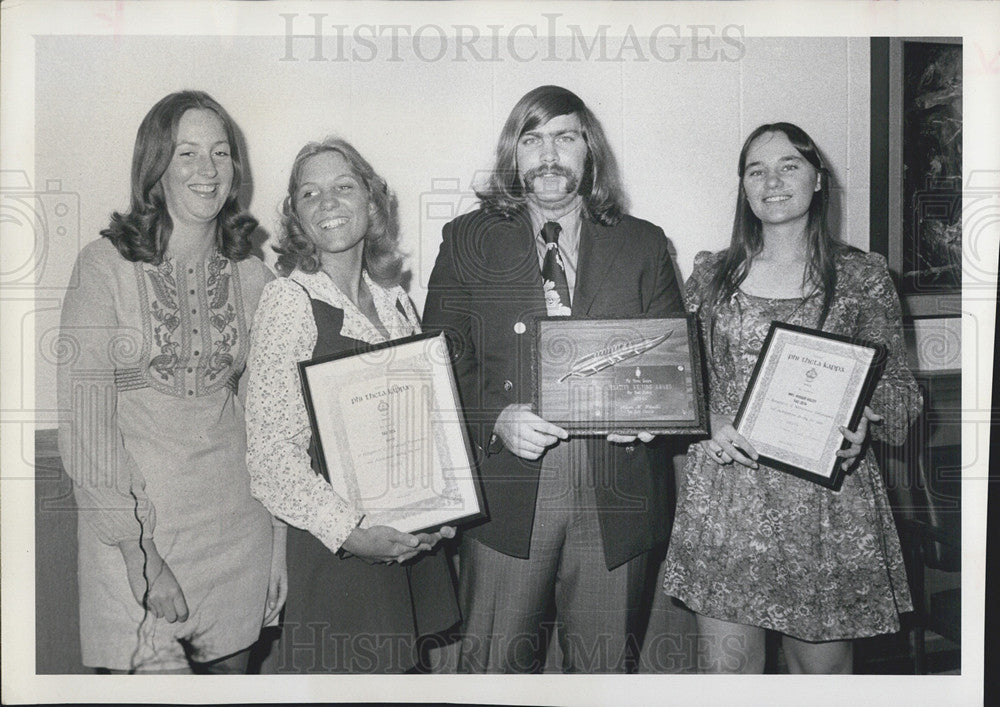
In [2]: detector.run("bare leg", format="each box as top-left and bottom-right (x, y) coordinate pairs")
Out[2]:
(782, 635), (852, 674)
(695, 614), (766, 674)
(198, 648), (251, 674)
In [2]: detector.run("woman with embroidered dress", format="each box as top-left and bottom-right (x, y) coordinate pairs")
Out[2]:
(57, 90), (286, 673)
(661, 123), (921, 673)
(245, 137), (460, 674)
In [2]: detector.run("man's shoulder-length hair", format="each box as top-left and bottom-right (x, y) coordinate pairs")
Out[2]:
(475, 85), (627, 226)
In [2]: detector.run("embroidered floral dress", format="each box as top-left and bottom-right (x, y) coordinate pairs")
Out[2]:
(57, 238), (275, 670)
(661, 249), (920, 641)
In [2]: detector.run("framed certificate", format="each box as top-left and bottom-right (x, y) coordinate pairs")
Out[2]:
(734, 322), (886, 490)
(298, 332), (485, 534)
(533, 316), (708, 435)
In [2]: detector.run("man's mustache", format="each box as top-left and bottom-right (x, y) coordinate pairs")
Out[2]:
(522, 164), (578, 188)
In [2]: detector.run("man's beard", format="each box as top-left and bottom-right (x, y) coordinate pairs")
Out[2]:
(521, 164), (580, 195)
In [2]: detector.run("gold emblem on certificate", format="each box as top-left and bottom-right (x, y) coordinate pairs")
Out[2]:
(298, 332), (485, 533)
(533, 316), (708, 434)
(734, 322), (885, 489)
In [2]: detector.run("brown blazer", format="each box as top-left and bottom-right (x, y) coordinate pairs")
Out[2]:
(423, 207), (684, 570)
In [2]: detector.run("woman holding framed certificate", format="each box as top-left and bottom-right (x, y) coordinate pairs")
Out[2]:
(244, 138), (460, 673)
(661, 123), (922, 673)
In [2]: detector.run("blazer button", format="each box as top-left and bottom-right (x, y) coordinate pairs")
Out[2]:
(503, 380), (513, 392)
(514, 322), (526, 335)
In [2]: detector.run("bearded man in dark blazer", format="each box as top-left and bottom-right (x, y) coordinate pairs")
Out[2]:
(423, 85), (683, 673)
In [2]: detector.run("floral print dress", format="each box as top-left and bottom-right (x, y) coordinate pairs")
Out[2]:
(661, 249), (920, 641)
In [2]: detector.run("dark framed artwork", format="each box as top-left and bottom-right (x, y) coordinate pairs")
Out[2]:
(869, 38), (962, 675)
(871, 37), (963, 314)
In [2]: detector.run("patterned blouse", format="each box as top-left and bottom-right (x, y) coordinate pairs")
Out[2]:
(244, 269), (421, 554)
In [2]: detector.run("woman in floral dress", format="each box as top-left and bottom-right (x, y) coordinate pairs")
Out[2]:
(662, 122), (921, 673)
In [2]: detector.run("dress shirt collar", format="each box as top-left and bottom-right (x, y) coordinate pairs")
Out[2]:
(526, 199), (583, 252)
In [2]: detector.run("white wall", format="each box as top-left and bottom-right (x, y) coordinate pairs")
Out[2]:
(31, 34), (870, 417)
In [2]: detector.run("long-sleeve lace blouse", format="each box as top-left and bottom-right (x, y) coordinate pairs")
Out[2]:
(244, 269), (421, 554)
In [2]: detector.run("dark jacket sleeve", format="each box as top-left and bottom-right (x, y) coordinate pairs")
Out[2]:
(644, 225), (684, 317)
(422, 221), (497, 454)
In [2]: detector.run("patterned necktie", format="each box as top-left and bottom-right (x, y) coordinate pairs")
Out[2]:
(541, 221), (571, 316)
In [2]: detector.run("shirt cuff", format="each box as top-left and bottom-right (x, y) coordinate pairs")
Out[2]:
(313, 506), (365, 554)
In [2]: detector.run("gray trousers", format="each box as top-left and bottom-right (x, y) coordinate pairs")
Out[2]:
(457, 440), (648, 673)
